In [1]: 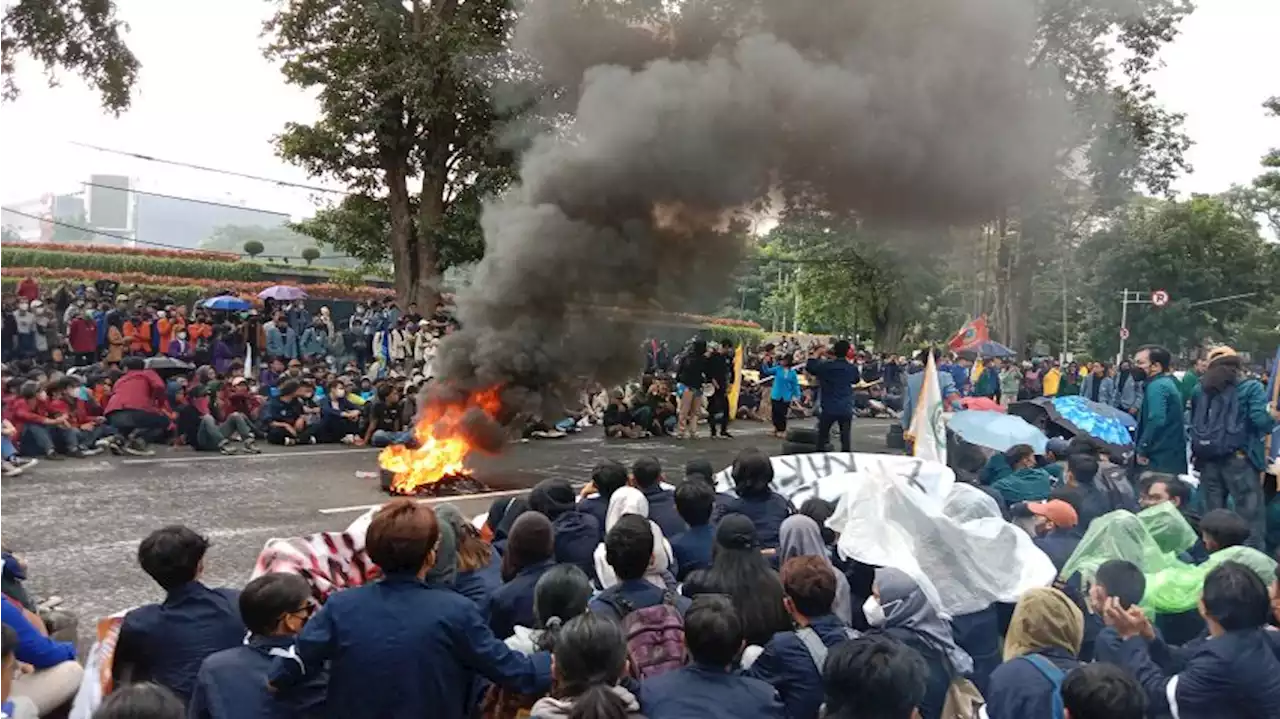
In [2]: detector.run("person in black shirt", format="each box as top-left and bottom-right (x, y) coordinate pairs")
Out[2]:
(676, 340), (710, 439)
(706, 341), (734, 439)
(263, 380), (314, 446)
(366, 384), (411, 447)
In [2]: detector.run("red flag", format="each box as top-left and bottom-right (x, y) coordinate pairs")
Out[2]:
(948, 316), (989, 351)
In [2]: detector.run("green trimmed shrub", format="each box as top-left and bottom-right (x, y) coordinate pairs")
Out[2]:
(0, 248), (262, 282)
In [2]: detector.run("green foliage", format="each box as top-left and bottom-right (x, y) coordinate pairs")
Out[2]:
(0, 226), (18, 242)
(0, 247), (263, 282)
(326, 266), (368, 291)
(704, 325), (766, 349)
(199, 225), (318, 262)
(242, 240), (265, 257)
(1, 0), (139, 112)
(301, 247), (321, 265)
(1, 277), (204, 309)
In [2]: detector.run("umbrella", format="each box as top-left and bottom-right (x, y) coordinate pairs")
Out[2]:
(144, 356), (195, 379)
(258, 285), (308, 301)
(1009, 396), (1134, 454)
(947, 410), (1049, 453)
(201, 296), (252, 311)
(956, 340), (1016, 359)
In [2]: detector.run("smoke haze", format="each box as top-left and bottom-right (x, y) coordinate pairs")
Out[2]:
(434, 0), (1075, 444)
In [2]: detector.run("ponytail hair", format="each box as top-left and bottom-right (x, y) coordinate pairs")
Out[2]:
(552, 614), (629, 719)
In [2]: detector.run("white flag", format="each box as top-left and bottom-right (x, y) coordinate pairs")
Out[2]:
(244, 343), (253, 379)
(910, 353), (948, 465)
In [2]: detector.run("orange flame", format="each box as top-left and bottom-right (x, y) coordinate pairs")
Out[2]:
(377, 387), (502, 495)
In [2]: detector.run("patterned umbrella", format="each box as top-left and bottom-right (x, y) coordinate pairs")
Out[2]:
(200, 296), (252, 311)
(1048, 396), (1135, 452)
(257, 285), (308, 301)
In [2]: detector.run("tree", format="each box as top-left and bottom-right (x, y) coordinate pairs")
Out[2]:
(301, 247), (321, 266)
(1, 0), (139, 113)
(265, 0), (534, 308)
(1, 225), (19, 243)
(1250, 96), (1280, 237)
(51, 210), (93, 243)
(242, 240), (264, 259)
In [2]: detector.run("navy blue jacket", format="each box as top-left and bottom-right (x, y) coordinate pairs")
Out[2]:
(578, 495), (609, 534)
(714, 492), (793, 550)
(488, 559), (555, 640)
(268, 573), (550, 719)
(1033, 530), (1081, 572)
(984, 648), (1082, 719)
(114, 581), (245, 703)
(804, 358), (860, 417)
(950, 606), (1001, 696)
(641, 485), (688, 539)
(671, 524), (715, 581)
(189, 635), (326, 719)
(744, 615), (855, 719)
(551, 511), (602, 581)
(454, 546), (502, 616)
(640, 663), (786, 719)
(1113, 629), (1280, 718)
(589, 578), (692, 624)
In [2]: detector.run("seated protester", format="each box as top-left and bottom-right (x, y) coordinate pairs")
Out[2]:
(1201, 508), (1252, 553)
(1106, 561), (1280, 718)
(1061, 663), (1148, 719)
(700, 514), (792, 648)
(990, 444), (1055, 504)
(113, 526), (245, 704)
(92, 683), (185, 719)
(1089, 560), (1150, 664)
(9, 380), (93, 459)
(713, 448), (794, 550)
(632, 456), (688, 538)
(215, 377), (262, 425)
(744, 557), (859, 719)
(1139, 475), (1204, 561)
(1, 624), (39, 719)
(506, 564), (593, 655)
(268, 500), (550, 719)
(437, 504), (502, 613)
(671, 479), (716, 581)
(48, 376), (121, 454)
(1062, 452), (1116, 532)
(686, 457), (738, 514)
(1, 595), (82, 716)
(489, 512), (557, 640)
(315, 379), (363, 444)
(641, 595), (786, 719)
(1, 550), (34, 611)
(295, 380), (322, 431)
(258, 357), (284, 392)
(864, 568), (971, 719)
(528, 614), (644, 719)
(188, 573), (326, 719)
(174, 385), (259, 455)
(104, 356), (171, 450)
(1019, 499), (1081, 571)
(603, 389), (645, 439)
(487, 498), (530, 555)
(779, 515), (853, 625)
(589, 514), (692, 626)
(822, 635), (929, 719)
(262, 380), (315, 446)
(578, 459), (630, 534)
(363, 384), (411, 448)
(984, 587), (1085, 719)
(797, 497), (874, 627)
(593, 487), (676, 590)
(528, 478), (601, 582)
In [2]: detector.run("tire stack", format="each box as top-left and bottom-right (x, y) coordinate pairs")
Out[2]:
(782, 427), (821, 455)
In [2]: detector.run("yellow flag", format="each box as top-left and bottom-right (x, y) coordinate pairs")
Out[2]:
(727, 344), (744, 421)
(970, 352), (984, 385)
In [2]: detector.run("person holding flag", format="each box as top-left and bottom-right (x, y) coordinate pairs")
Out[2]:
(902, 348), (962, 456)
(908, 350), (950, 463)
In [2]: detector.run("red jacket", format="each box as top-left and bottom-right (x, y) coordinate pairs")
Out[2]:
(16, 278), (39, 301)
(217, 387), (262, 421)
(5, 396), (49, 442)
(104, 370), (167, 414)
(46, 397), (97, 427)
(68, 318), (99, 353)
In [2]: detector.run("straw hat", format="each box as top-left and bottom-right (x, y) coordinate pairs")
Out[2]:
(1206, 346), (1238, 363)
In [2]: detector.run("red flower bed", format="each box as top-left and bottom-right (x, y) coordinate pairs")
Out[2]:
(2, 267), (395, 301)
(13, 242), (240, 263)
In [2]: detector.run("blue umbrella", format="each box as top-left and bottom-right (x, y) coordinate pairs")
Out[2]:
(201, 296), (252, 311)
(948, 410), (1049, 454)
(1048, 395), (1135, 451)
(956, 340), (1016, 359)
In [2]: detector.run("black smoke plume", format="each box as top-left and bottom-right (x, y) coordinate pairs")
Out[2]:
(433, 0), (1073, 446)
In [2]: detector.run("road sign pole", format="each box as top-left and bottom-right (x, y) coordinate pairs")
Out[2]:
(1117, 288), (1130, 365)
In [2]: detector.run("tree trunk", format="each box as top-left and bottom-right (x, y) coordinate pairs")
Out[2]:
(384, 158), (417, 306)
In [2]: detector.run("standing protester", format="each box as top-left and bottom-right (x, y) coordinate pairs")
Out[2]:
(804, 340), (860, 453)
(761, 356), (801, 438)
(1179, 354), (1208, 406)
(1133, 345), (1188, 476)
(1113, 359), (1143, 418)
(1189, 347), (1280, 550)
(1080, 362), (1116, 407)
(706, 341), (734, 439)
(675, 340), (709, 440)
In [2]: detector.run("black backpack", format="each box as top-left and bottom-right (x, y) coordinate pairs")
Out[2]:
(1189, 383), (1246, 460)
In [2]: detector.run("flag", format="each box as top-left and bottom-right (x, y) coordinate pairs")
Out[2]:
(948, 316), (990, 351)
(910, 352), (948, 465)
(244, 343), (253, 379)
(727, 344), (744, 421)
(970, 352), (984, 386)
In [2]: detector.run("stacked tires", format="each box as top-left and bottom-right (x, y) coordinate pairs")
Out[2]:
(782, 427), (821, 455)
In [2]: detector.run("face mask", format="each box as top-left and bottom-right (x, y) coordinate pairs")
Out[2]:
(157, 311), (167, 319)
(178, 332), (187, 340)
(863, 596), (886, 628)
(17, 304), (28, 312)
(1131, 367), (1147, 381)
(333, 388), (346, 398)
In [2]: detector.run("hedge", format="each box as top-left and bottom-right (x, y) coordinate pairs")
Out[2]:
(1, 247), (262, 282)
(699, 325), (766, 348)
(0, 269), (396, 302)
(9, 242), (239, 262)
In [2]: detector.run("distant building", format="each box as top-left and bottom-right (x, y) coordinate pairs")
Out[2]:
(133, 193), (290, 249)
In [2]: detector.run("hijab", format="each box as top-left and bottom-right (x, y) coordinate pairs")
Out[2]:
(594, 486), (672, 590)
(426, 504), (462, 586)
(876, 567), (973, 674)
(779, 515), (853, 624)
(1002, 587), (1084, 662)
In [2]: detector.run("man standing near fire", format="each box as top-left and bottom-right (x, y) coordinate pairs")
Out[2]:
(675, 340), (710, 439)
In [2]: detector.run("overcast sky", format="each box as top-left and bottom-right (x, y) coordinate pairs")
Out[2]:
(1, 0), (1275, 220)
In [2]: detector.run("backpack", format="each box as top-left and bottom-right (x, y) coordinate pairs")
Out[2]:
(1021, 654), (1065, 719)
(607, 592), (687, 680)
(1189, 383), (1247, 460)
(795, 626), (859, 671)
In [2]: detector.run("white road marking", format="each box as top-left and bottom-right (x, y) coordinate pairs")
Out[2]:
(120, 448), (379, 465)
(317, 487), (529, 515)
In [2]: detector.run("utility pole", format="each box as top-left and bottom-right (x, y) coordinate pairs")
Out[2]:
(1117, 289), (1168, 364)
(792, 269), (800, 334)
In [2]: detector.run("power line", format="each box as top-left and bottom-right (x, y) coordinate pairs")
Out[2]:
(79, 180), (295, 218)
(0, 207), (212, 253)
(69, 141), (351, 196)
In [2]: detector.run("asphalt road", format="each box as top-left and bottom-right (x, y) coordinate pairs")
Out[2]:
(0, 418), (893, 644)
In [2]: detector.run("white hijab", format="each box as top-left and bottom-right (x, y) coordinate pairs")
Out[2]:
(593, 486), (673, 590)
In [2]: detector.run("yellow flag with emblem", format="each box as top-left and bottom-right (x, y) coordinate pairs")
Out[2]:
(727, 344), (744, 421)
